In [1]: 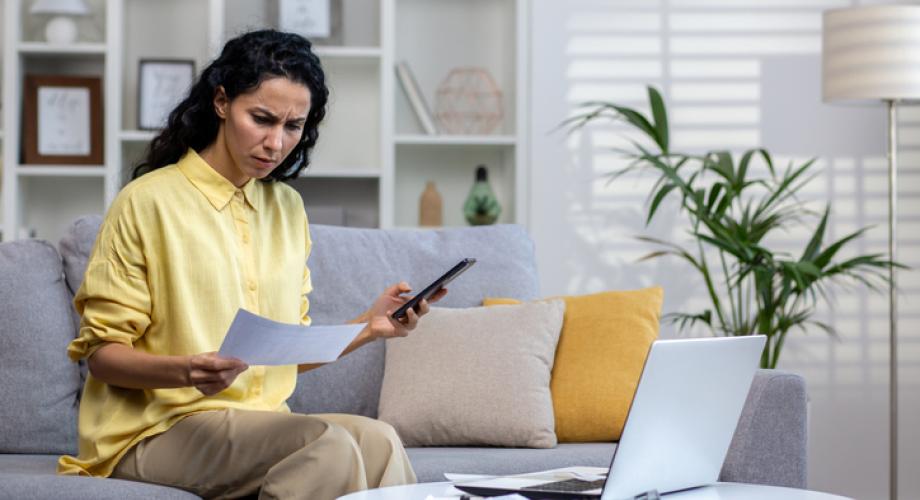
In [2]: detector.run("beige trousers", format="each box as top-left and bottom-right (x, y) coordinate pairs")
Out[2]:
(111, 409), (416, 500)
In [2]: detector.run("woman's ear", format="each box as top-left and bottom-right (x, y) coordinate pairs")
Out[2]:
(213, 85), (229, 119)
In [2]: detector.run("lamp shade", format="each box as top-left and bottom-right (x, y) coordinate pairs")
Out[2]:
(822, 5), (920, 103)
(30, 0), (89, 15)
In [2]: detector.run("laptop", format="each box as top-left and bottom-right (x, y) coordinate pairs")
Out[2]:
(455, 335), (766, 500)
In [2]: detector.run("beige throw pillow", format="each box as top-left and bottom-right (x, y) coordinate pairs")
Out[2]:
(378, 300), (565, 448)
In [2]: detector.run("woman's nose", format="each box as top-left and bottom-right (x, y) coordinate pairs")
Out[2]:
(264, 126), (284, 151)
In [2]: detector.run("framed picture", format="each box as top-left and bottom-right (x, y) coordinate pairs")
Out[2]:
(278, 0), (342, 44)
(23, 75), (104, 165)
(137, 59), (195, 130)
(279, 0), (331, 37)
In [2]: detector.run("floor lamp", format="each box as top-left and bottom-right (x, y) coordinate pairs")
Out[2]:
(822, 6), (920, 500)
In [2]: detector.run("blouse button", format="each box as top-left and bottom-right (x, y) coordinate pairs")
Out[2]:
(248, 281), (257, 291)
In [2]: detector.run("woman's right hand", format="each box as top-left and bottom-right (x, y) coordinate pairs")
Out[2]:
(186, 352), (249, 396)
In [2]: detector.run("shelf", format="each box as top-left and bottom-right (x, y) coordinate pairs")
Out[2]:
(18, 42), (107, 56)
(16, 165), (107, 177)
(313, 46), (382, 59)
(300, 168), (381, 178)
(395, 135), (517, 146)
(120, 130), (158, 142)
(3, 0), (524, 242)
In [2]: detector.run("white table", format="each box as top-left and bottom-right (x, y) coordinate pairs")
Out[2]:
(339, 481), (851, 500)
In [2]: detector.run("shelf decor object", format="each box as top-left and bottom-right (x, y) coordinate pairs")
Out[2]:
(22, 74), (103, 165)
(138, 59), (196, 130)
(419, 180), (442, 227)
(396, 60), (438, 135)
(434, 67), (503, 135)
(29, 0), (90, 44)
(463, 165), (501, 226)
(822, 6), (920, 500)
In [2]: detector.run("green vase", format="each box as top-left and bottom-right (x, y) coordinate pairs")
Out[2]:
(463, 165), (501, 225)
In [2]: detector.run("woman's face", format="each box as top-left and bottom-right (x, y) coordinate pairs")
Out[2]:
(213, 77), (311, 185)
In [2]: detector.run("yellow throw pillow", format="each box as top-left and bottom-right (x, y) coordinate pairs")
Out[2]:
(484, 287), (663, 442)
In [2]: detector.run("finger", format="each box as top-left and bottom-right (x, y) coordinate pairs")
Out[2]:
(196, 382), (224, 396)
(203, 354), (247, 372)
(386, 281), (413, 297)
(190, 370), (227, 385)
(387, 309), (408, 327)
(430, 288), (448, 303)
(416, 299), (430, 316)
(387, 316), (410, 337)
(192, 362), (247, 382)
(404, 306), (420, 331)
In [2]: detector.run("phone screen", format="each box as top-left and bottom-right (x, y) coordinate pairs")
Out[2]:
(390, 258), (477, 320)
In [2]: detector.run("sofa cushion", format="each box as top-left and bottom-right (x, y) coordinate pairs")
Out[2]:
(379, 301), (564, 448)
(0, 455), (199, 499)
(58, 215), (103, 295)
(406, 443), (617, 483)
(485, 287), (663, 442)
(0, 240), (81, 454)
(289, 224), (541, 418)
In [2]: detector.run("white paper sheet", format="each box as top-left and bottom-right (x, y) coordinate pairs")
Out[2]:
(218, 309), (365, 365)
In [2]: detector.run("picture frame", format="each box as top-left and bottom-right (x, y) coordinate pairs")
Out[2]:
(23, 75), (104, 165)
(278, 0), (342, 45)
(280, 0), (330, 37)
(137, 59), (196, 131)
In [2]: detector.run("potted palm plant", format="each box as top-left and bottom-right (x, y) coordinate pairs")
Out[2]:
(563, 86), (899, 368)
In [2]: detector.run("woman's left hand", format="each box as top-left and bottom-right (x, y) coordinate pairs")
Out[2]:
(364, 281), (447, 340)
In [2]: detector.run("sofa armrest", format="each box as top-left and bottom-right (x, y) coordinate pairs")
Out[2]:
(719, 369), (807, 488)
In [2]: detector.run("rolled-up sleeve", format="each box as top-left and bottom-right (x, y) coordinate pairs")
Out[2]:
(67, 210), (151, 362)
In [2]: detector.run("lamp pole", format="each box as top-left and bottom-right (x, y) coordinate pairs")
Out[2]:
(887, 99), (898, 500)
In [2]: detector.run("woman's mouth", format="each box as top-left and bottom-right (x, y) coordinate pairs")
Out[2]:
(253, 156), (276, 169)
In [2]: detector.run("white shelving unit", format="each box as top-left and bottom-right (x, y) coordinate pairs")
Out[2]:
(2, 0), (115, 242)
(1, 0), (529, 242)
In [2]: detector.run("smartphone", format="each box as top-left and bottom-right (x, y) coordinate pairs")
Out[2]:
(390, 258), (477, 320)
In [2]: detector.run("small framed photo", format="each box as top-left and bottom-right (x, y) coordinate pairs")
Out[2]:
(138, 59), (195, 130)
(23, 75), (104, 165)
(279, 0), (332, 38)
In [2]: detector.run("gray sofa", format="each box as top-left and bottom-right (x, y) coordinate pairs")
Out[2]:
(0, 216), (808, 499)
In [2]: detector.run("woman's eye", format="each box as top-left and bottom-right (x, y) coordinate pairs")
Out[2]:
(286, 123), (303, 132)
(253, 115), (271, 124)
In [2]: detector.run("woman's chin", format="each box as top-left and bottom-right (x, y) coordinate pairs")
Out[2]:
(246, 166), (274, 180)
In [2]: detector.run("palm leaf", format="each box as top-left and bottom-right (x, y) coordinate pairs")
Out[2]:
(647, 86), (669, 152)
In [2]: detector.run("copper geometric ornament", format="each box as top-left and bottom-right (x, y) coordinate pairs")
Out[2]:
(434, 67), (503, 135)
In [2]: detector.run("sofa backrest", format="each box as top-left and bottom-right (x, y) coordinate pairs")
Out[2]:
(0, 239), (81, 455)
(56, 216), (541, 418)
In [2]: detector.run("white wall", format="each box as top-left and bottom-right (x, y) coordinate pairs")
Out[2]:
(529, 1), (920, 499)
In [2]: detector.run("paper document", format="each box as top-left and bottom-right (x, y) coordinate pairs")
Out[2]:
(444, 473), (495, 482)
(218, 309), (365, 365)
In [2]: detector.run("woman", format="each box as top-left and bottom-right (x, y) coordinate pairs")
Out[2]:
(57, 29), (443, 499)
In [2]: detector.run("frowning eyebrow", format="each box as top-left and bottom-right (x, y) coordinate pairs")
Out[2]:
(252, 107), (307, 124)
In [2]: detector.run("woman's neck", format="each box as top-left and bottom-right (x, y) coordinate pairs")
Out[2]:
(199, 133), (250, 188)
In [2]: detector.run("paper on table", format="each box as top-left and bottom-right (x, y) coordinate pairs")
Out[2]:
(444, 473), (496, 483)
(218, 309), (365, 366)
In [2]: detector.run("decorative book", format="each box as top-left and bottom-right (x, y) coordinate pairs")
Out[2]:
(396, 61), (438, 135)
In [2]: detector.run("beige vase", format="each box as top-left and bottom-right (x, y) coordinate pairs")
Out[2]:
(419, 181), (443, 227)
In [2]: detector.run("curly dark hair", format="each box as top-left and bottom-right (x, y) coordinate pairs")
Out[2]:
(133, 29), (328, 182)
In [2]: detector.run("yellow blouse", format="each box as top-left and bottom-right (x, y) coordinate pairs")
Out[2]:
(58, 149), (312, 477)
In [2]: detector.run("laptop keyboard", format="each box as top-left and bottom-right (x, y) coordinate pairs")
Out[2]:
(522, 478), (606, 493)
